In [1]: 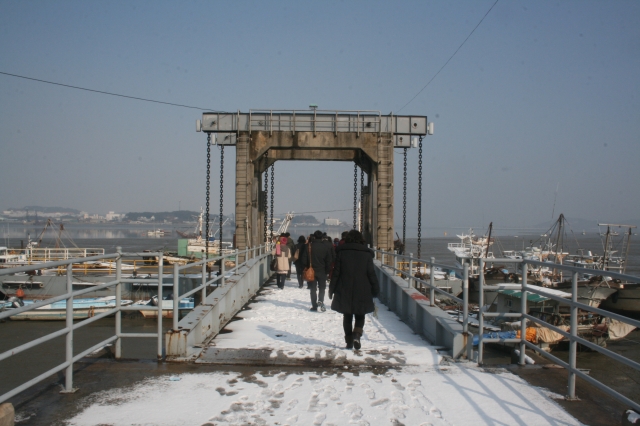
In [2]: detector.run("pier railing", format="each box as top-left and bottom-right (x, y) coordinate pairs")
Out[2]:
(371, 247), (472, 359)
(0, 244), (271, 405)
(371, 247), (640, 412)
(0, 248), (165, 404)
(476, 257), (640, 412)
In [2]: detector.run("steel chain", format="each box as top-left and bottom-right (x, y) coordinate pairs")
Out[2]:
(403, 148), (407, 251)
(360, 168), (364, 230)
(270, 161), (274, 237)
(219, 145), (224, 245)
(263, 151), (268, 243)
(353, 163), (358, 229)
(418, 136), (423, 259)
(205, 133), (211, 260)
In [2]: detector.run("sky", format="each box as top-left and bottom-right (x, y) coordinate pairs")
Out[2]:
(1, 0), (639, 236)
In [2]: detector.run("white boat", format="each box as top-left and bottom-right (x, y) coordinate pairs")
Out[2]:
(133, 295), (195, 319)
(447, 226), (497, 277)
(2, 296), (133, 320)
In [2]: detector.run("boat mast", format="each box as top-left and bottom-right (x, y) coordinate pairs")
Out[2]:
(602, 225), (611, 270)
(598, 223), (637, 273)
(483, 222), (492, 272)
(553, 214), (564, 280)
(623, 228), (633, 274)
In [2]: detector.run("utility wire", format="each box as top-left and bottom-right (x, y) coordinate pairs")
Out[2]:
(0, 71), (218, 111)
(397, 0), (499, 113)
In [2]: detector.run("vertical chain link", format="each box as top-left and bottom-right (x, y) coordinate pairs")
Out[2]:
(270, 161), (274, 238)
(403, 148), (407, 250)
(219, 145), (224, 246)
(263, 151), (268, 244)
(205, 133), (211, 260)
(353, 163), (358, 229)
(360, 168), (364, 231)
(417, 136), (423, 260)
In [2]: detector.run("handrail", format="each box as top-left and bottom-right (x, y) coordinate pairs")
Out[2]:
(372, 246), (640, 411)
(0, 244), (271, 405)
(470, 255), (640, 412)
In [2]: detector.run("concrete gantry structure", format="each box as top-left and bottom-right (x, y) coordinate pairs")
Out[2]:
(197, 110), (431, 253)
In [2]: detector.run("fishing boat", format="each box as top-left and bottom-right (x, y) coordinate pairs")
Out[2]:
(2, 296), (133, 320)
(147, 229), (168, 237)
(133, 295), (195, 319)
(447, 223), (519, 303)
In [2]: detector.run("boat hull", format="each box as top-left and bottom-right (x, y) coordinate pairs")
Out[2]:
(601, 284), (640, 314)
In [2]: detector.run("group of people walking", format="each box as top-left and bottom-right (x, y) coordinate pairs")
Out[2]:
(271, 229), (380, 350)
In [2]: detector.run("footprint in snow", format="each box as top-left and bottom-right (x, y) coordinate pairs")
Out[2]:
(286, 377), (305, 391)
(286, 398), (299, 411)
(313, 412), (327, 425)
(342, 402), (363, 420)
(371, 397), (389, 407)
(360, 383), (375, 399)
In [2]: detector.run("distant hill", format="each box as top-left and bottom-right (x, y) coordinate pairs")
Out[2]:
(123, 210), (237, 224)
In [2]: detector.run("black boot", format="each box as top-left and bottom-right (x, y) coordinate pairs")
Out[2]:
(352, 327), (363, 350)
(345, 335), (354, 350)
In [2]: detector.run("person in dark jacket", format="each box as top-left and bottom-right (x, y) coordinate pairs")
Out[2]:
(293, 235), (307, 289)
(328, 229), (380, 350)
(285, 232), (296, 279)
(299, 230), (333, 312)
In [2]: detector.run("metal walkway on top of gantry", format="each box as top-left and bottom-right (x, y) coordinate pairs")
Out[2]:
(197, 109), (433, 147)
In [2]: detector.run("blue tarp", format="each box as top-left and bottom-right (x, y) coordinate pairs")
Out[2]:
(473, 331), (517, 346)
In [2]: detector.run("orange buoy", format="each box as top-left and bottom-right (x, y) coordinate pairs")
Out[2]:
(16, 288), (25, 298)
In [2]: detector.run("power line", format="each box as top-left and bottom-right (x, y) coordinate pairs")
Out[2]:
(397, 0), (499, 113)
(0, 71), (219, 111)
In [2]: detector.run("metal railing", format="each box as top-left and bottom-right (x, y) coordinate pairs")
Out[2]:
(476, 257), (640, 411)
(371, 247), (640, 411)
(169, 243), (271, 330)
(0, 243), (271, 405)
(0, 248), (164, 403)
(371, 247), (471, 357)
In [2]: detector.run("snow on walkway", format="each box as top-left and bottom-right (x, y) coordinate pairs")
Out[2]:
(66, 276), (582, 425)
(201, 277), (441, 367)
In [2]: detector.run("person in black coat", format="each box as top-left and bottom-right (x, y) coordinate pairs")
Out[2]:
(328, 229), (380, 350)
(299, 230), (333, 312)
(293, 235), (307, 289)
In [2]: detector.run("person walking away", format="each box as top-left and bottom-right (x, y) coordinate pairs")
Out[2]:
(300, 230), (332, 312)
(285, 232), (296, 279)
(271, 236), (291, 289)
(293, 235), (307, 289)
(328, 229), (379, 349)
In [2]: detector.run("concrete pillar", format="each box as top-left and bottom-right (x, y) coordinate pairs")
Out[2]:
(375, 133), (394, 253)
(235, 134), (251, 253)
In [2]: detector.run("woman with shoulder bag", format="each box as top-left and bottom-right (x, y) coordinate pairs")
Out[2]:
(271, 235), (291, 289)
(293, 235), (307, 289)
(328, 230), (379, 349)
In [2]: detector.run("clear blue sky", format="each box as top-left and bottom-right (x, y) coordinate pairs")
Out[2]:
(1, 0), (638, 235)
